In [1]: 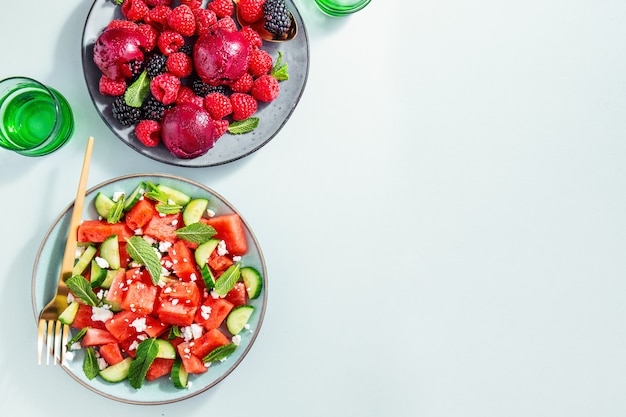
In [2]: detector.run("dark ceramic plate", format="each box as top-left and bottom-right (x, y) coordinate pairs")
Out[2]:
(81, 0), (309, 167)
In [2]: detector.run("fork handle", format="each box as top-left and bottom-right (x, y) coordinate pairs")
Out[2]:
(59, 137), (94, 282)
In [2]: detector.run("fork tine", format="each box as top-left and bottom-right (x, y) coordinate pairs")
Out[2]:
(45, 320), (54, 365)
(54, 321), (63, 365)
(61, 324), (69, 365)
(37, 319), (46, 365)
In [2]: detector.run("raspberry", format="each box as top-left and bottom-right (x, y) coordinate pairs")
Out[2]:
(145, 0), (172, 6)
(193, 8), (218, 36)
(248, 48), (273, 77)
(180, 0), (202, 9)
(204, 92), (233, 119)
(135, 119), (161, 147)
(121, 0), (149, 22)
(229, 73), (253, 93)
(213, 118), (229, 138)
(167, 5), (196, 37)
(251, 74), (279, 102)
(150, 72), (181, 104)
(136, 23), (159, 52)
(208, 0), (235, 19)
(176, 86), (204, 108)
(157, 30), (185, 55)
(230, 93), (257, 120)
(145, 5), (172, 31)
(238, 0), (266, 23)
(106, 19), (139, 31)
(99, 75), (126, 96)
(166, 52), (193, 78)
(239, 26), (263, 49)
(210, 15), (237, 32)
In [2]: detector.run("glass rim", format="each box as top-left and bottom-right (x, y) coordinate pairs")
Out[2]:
(0, 76), (68, 155)
(315, 0), (372, 16)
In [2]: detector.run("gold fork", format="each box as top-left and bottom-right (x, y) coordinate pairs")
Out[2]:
(37, 136), (94, 365)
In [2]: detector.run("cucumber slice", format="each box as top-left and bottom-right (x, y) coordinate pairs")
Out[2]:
(200, 264), (215, 290)
(171, 360), (188, 389)
(157, 184), (191, 206)
(155, 339), (176, 359)
(95, 192), (115, 218)
(183, 198), (209, 225)
(241, 266), (263, 299)
(100, 234), (120, 270)
(90, 259), (107, 288)
(123, 181), (146, 211)
(100, 268), (123, 290)
(226, 305), (254, 335)
(194, 238), (220, 268)
(99, 357), (132, 383)
(58, 301), (80, 325)
(72, 245), (97, 276)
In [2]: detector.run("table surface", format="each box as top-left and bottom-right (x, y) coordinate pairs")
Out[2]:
(2, 1), (626, 415)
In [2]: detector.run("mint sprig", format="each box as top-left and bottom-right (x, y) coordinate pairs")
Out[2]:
(124, 70), (150, 108)
(175, 222), (217, 244)
(228, 117), (259, 134)
(83, 347), (100, 380)
(271, 51), (289, 81)
(107, 194), (125, 223)
(155, 202), (183, 214)
(202, 343), (237, 363)
(66, 275), (101, 306)
(66, 327), (88, 351)
(125, 236), (162, 285)
(214, 263), (241, 296)
(128, 338), (159, 389)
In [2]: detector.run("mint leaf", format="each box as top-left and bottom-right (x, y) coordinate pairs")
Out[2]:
(155, 202), (183, 214)
(175, 222), (217, 244)
(168, 325), (181, 340)
(214, 263), (241, 296)
(107, 194), (125, 223)
(66, 327), (88, 350)
(144, 182), (169, 203)
(271, 51), (289, 81)
(66, 275), (100, 306)
(125, 236), (162, 285)
(128, 338), (159, 389)
(124, 70), (150, 108)
(83, 347), (99, 380)
(228, 117), (259, 134)
(202, 343), (237, 363)
(114, 0), (123, 5)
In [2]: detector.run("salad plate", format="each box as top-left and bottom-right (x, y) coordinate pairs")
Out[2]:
(31, 174), (267, 404)
(81, 0), (309, 167)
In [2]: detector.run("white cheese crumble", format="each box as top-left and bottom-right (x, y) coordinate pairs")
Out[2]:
(95, 256), (110, 269)
(217, 240), (228, 256)
(200, 305), (212, 320)
(91, 305), (113, 322)
(233, 256), (242, 262)
(143, 235), (157, 245)
(112, 191), (125, 202)
(210, 290), (224, 299)
(232, 335), (241, 346)
(159, 241), (172, 253)
(206, 208), (216, 217)
(130, 317), (147, 332)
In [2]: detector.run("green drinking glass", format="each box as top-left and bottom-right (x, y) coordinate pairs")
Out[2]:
(314, 0), (371, 16)
(0, 76), (74, 156)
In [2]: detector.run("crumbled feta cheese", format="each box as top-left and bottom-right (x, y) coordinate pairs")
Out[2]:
(143, 235), (156, 245)
(200, 305), (212, 320)
(180, 324), (204, 341)
(232, 335), (241, 346)
(112, 191), (125, 202)
(95, 256), (109, 269)
(163, 286), (172, 294)
(129, 340), (139, 351)
(217, 240), (228, 256)
(134, 228), (143, 235)
(172, 219), (179, 226)
(98, 357), (108, 370)
(171, 299), (179, 305)
(233, 256), (242, 262)
(66, 292), (75, 303)
(91, 305), (113, 322)
(75, 246), (86, 258)
(210, 290), (224, 299)
(130, 317), (147, 332)
(206, 208), (216, 217)
(189, 273), (197, 282)
(159, 241), (172, 253)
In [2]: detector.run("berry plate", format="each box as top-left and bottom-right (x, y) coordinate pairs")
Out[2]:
(81, 0), (309, 167)
(31, 174), (267, 404)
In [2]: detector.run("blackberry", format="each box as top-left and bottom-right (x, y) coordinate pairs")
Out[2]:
(263, 0), (292, 37)
(111, 96), (142, 127)
(142, 94), (172, 122)
(178, 44), (193, 56)
(192, 78), (232, 97)
(145, 54), (167, 78)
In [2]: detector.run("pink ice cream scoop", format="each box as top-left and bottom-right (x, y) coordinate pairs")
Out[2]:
(161, 103), (218, 159)
(93, 27), (144, 81)
(193, 28), (252, 85)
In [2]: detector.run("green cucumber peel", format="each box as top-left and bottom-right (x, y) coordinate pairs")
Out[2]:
(125, 236), (162, 285)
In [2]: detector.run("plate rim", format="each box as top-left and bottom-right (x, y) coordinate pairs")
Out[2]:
(31, 173), (268, 405)
(80, 0), (310, 168)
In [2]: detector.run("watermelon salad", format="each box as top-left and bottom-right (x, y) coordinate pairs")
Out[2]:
(57, 180), (263, 390)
